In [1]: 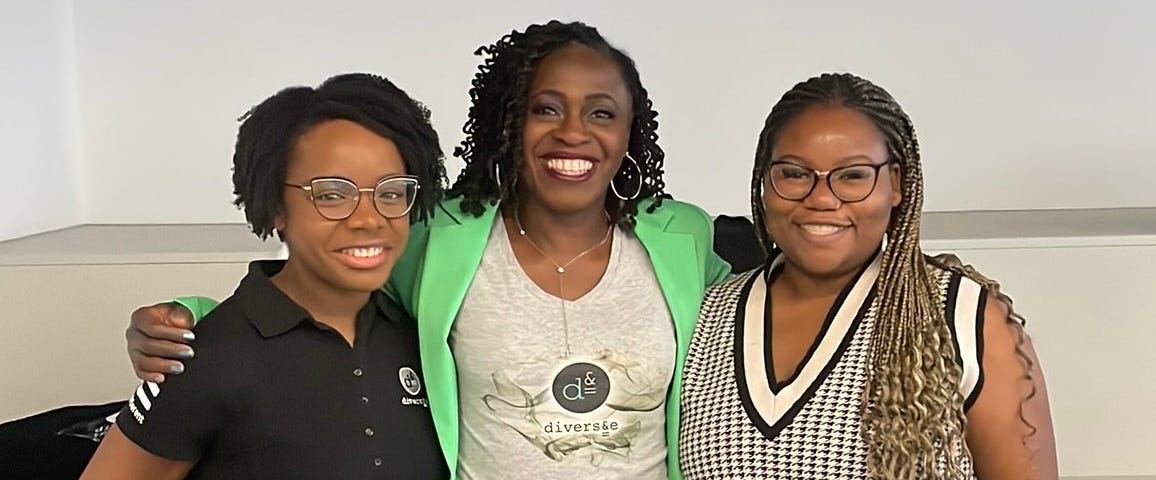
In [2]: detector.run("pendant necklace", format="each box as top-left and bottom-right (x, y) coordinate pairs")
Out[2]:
(514, 211), (613, 358)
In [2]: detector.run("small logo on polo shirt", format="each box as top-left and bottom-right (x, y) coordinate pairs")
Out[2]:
(398, 367), (422, 396)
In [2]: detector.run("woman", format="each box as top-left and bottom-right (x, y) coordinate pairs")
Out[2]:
(124, 21), (729, 479)
(82, 73), (448, 478)
(678, 72), (1058, 479)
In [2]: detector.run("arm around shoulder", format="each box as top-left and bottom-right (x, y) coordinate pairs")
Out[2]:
(965, 299), (1059, 479)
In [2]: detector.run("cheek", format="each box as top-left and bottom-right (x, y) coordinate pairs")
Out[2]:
(604, 125), (631, 156)
(761, 192), (795, 237)
(389, 219), (410, 248)
(852, 198), (894, 242)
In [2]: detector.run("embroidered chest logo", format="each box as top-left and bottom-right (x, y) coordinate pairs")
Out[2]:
(551, 362), (610, 413)
(398, 366), (422, 395)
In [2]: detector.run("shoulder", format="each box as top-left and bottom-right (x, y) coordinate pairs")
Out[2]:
(705, 267), (757, 298)
(184, 295), (264, 364)
(640, 198), (714, 232)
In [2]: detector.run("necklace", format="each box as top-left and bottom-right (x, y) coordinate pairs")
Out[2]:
(513, 211), (614, 358)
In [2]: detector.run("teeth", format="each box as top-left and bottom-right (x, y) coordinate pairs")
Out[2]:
(341, 247), (383, 258)
(800, 224), (847, 236)
(545, 158), (594, 176)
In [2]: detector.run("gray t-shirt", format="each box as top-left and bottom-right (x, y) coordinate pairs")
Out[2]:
(450, 216), (676, 480)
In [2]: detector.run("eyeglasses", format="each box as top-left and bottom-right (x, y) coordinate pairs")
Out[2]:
(284, 176), (420, 220)
(765, 160), (895, 203)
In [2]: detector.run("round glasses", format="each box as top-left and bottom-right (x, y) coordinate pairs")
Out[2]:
(284, 176), (420, 220)
(765, 161), (894, 203)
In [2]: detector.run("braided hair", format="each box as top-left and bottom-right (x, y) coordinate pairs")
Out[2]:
(446, 20), (666, 229)
(232, 73), (447, 240)
(750, 73), (1036, 479)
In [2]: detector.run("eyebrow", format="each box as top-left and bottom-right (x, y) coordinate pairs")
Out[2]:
(531, 89), (622, 106)
(774, 154), (879, 167)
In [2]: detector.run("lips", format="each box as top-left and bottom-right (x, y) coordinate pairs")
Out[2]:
(545, 158), (594, 177)
(798, 224), (849, 236)
(539, 151), (599, 181)
(334, 244), (390, 270)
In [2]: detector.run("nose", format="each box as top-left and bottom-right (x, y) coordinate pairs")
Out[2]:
(344, 193), (388, 230)
(801, 174), (841, 210)
(552, 112), (591, 145)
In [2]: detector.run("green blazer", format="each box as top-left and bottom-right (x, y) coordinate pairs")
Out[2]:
(386, 197), (731, 480)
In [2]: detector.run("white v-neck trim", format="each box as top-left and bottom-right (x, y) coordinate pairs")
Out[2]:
(739, 253), (881, 429)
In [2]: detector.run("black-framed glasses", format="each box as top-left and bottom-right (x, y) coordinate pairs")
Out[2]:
(765, 160), (895, 203)
(284, 175), (420, 220)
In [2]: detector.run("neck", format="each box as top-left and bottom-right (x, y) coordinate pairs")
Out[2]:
(505, 201), (612, 254)
(271, 259), (369, 333)
(774, 261), (859, 301)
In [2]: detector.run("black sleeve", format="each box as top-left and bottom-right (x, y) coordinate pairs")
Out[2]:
(114, 351), (230, 462)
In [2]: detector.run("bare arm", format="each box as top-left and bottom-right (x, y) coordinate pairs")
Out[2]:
(965, 299), (1059, 479)
(80, 424), (194, 480)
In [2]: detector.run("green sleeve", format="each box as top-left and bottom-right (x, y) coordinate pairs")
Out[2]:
(693, 204), (732, 287)
(172, 296), (221, 326)
(704, 248), (732, 287)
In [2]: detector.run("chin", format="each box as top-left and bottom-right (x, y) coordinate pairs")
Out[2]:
(332, 269), (393, 294)
(539, 192), (607, 214)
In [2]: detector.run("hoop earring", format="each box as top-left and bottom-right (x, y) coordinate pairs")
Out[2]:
(494, 163), (503, 194)
(610, 153), (642, 201)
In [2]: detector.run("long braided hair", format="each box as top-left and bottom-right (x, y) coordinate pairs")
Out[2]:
(750, 73), (1036, 478)
(446, 20), (667, 230)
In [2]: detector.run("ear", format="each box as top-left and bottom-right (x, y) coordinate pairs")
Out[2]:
(273, 211), (286, 232)
(888, 163), (902, 208)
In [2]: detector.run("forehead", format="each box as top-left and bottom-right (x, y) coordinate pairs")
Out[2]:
(288, 119), (407, 181)
(772, 105), (888, 165)
(529, 43), (631, 102)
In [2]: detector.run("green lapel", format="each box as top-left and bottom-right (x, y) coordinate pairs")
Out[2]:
(415, 201), (497, 476)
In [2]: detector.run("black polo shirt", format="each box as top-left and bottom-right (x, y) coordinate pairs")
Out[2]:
(116, 260), (447, 479)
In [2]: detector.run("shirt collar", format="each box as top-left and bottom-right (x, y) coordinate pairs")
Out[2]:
(236, 260), (407, 338)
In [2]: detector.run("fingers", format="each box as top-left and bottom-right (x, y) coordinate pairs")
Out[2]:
(131, 303), (196, 344)
(130, 349), (181, 384)
(127, 302), (197, 382)
(164, 304), (195, 330)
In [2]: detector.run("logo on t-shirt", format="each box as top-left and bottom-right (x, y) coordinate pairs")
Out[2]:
(399, 366), (422, 396)
(551, 362), (610, 413)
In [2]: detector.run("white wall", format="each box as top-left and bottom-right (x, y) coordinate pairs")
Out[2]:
(71, 0), (1156, 226)
(0, 0), (81, 241)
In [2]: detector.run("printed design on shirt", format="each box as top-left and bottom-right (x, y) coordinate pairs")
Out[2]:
(127, 381), (162, 424)
(551, 362), (610, 413)
(481, 349), (665, 464)
(399, 366), (430, 408)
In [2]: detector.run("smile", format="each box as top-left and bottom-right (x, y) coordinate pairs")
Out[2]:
(544, 158), (595, 178)
(798, 223), (850, 236)
(335, 245), (389, 270)
(340, 247), (384, 258)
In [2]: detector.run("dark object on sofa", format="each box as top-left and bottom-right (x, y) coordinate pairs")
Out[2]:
(713, 215), (765, 273)
(0, 401), (125, 480)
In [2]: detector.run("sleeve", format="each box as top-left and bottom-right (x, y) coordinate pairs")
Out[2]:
(686, 203), (733, 287)
(704, 249), (732, 287)
(114, 342), (230, 461)
(172, 296), (221, 326)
